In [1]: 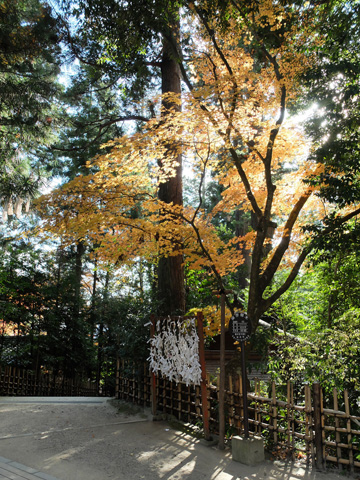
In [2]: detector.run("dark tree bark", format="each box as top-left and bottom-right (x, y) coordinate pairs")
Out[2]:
(90, 254), (98, 343)
(74, 240), (85, 318)
(157, 26), (185, 316)
(96, 269), (110, 392)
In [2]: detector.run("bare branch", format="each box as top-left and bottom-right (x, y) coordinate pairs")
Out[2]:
(259, 191), (312, 293)
(229, 147), (263, 219)
(191, 138), (211, 223)
(260, 247), (309, 315)
(260, 205), (360, 315)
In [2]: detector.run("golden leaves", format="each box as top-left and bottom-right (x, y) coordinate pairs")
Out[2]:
(35, 0), (330, 304)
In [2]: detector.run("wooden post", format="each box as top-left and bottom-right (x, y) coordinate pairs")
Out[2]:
(150, 315), (157, 416)
(313, 382), (324, 470)
(305, 383), (314, 462)
(344, 390), (354, 474)
(212, 289), (232, 448)
(115, 357), (120, 398)
(287, 381), (295, 456)
(143, 364), (147, 406)
(187, 384), (191, 422)
(240, 340), (249, 438)
(196, 312), (211, 440)
(254, 379), (259, 436)
(239, 373), (244, 432)
(195, 385), (201, 418)
(272, 381), (278, 446)
(163, 378), (167, 414)
(132, 367), (136, 403)
(234, 375), (242, 434)
(333, 388), (342, 471)
(229, 375), (234, 431)
(177, 383), (182, 420)
(218, 292), (226, 449)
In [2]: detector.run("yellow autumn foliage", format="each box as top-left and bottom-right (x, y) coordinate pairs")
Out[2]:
(35, 0), (360, 333)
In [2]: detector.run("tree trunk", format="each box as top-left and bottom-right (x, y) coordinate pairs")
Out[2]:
(90, 254), (98, 342)
(157, 24), (185, 316)
(96, 269), (110, 393)
(74, 241), (85, 318)
(235, 210), (256, 289)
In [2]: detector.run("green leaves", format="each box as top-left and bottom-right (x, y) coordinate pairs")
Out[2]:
(0, 0), (62, 225)
(300, 1), (360, 210)
(268, 251), (360, 394)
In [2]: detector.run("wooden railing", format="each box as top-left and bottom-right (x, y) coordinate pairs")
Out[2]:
(0, 365), (98, 396)
(116, 361), (360, 472)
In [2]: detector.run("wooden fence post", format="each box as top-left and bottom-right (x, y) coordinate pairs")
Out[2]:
(344, 389), (354, 475)
(115, 357), (120, 399)
(197, 311), (211, 441)
(150, 315), (157, 417)
(228, 375), (234, 432)
(305, 384), (315, 462)
(333, 388), (342, 471)
(218, 292), (226, 449)
(313, 382), (324, 470)
(271, 381), (278, 446)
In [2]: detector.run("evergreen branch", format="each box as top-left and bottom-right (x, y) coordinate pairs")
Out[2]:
(53, 115), (149, 153)
(57, 14), (101, 68)
(73, 115), (150, 128)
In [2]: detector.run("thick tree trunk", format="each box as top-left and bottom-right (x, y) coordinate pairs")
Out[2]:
(157, 26), (185, 316)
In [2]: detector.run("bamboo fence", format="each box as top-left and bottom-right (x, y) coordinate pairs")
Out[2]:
(116, 361), (360, 472)
(0, 365), (98, 396)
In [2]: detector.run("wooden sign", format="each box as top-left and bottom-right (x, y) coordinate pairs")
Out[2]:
(229, 311), (252, 342)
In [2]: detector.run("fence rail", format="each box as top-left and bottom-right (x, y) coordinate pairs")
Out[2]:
(116, 361), (360, 472)
(0, 365), (98, 396)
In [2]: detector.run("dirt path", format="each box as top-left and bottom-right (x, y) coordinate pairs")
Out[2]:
(0, 397), (351, 480)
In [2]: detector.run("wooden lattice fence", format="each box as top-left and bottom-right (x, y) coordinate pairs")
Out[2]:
(116, 361), (360, 472)
(0, 365), (98, 396)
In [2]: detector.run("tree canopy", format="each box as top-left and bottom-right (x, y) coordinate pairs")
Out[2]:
(1, 0), (360, 391)
(0, 0), (62, 220)
(37, 0), (360, 329)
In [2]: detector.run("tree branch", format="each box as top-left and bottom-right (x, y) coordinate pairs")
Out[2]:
(192, 3), (237, 85)
(259, 191), (312, 293)
(165, 17), (263, 221)
(53, 114), (149, 153)
(73, 115), (150, 129)
(191, 139), (211, 223)
(260, 247), (309, 315)
(259, 205), (360, 316)
(229, 147), (263, 219)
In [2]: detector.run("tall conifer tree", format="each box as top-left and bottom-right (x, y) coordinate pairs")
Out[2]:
(58, 0), (186, 314)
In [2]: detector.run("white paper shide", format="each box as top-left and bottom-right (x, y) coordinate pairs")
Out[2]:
(149, 317), (201, 386)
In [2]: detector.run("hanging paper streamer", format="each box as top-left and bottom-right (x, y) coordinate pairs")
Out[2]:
(149, 317), (201, 386)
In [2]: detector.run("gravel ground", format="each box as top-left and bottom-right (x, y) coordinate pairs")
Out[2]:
(0, 397), (354, 480)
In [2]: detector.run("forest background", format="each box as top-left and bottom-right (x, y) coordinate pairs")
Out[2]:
(1, 0), (360, 398)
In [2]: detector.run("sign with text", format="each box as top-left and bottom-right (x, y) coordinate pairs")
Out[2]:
(229, 311), (252, 342)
